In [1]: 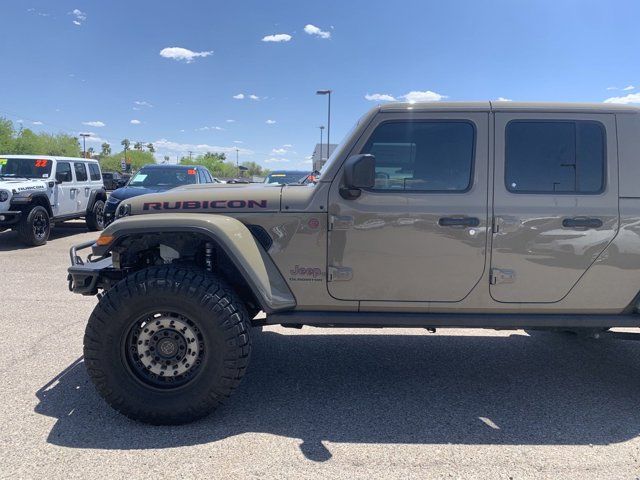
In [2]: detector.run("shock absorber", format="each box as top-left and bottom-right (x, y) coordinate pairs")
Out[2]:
(204, 242), (214, 272)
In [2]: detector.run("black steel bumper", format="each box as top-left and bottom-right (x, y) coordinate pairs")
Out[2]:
(0, 210), (22, 228)
(67, 240), (116, 295)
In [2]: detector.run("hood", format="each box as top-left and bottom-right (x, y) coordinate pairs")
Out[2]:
(126, 183), (284, 214)
(109, 184), (173, 201)
(0, 177), (49, 190)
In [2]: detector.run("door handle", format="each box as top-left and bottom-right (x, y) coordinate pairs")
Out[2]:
(562, 217), (603, 229)
(438, 216), (480, 228)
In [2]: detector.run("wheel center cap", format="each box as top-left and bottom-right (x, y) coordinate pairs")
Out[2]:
(157, 338), (178, 357)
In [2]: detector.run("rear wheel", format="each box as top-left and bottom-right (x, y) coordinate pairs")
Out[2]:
(86, 199), (105, 231)
(83, 266), (252, 425)
(17, 206), (50, 246)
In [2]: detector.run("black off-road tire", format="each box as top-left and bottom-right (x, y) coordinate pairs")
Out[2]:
(86, 199), (105, 231)
(83, 266), (252, 425)
(17, 205), (50, 246)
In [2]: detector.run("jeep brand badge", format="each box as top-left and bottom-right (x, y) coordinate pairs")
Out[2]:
(289, 265), (323, 282)
(142, 200), (268, 210)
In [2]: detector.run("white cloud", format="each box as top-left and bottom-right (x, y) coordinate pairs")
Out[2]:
(153, 138), (253, 156)
(304, 24), (331, 39)
(365, 93), (396, 102)
(604, 93), (640, 104)
(82, 120), (106, 127)
(606, 86), (618, 91)
(233, 93), (245, 99)
(196, 126), (224, 131)
(265, 157), (290, 163)
(262, 33), (292, 43)
(159, 47), (213, 63)
(226, 119), (235, 123)
(248, 94), (260, 100)
(77, 132), (108, 144)
(233, 140), (243, 144)
(32, 121), (43, 125)
(134, 100), (153, 108)
(69, 8), (86, 25)
(233, 93), (260, 100)
(272, 148), (287, 154)
(266, 119), (276, 124)
(496, 97), (513, 102)
(401, 90), (447, 103)
(283, 144), (293, 148)
(130, 119), (141, 125)
(623, 85), (635, 91)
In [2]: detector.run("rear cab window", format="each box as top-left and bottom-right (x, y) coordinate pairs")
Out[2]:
(88, 163), (102, 181)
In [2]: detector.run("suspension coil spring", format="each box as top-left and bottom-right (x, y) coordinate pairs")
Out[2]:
(204, 242), (214, 272)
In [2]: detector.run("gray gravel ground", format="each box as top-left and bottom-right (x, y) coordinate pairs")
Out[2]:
(2, 221), (640, 479)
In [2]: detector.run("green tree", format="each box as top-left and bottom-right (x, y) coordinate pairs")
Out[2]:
(0, 118), (15, 153)
(100, 149), (155, 173)
(0, 117), (81, 157)
(121, 139), (130, 150)
(100, 142), (111, 157)
(241, 161), (268, 177)
(147, 143), (155, 153)
(180, 152), (227, 174)
(133, 141), (143, 151)
(87, 147), (95, 158)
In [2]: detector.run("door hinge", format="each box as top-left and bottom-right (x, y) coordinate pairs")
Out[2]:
(328, 266), (353, 282)
(489, 268), (516, 285)
(328, 215), (354, 231)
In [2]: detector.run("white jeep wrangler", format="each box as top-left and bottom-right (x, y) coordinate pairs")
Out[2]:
(0, 155), (107, 245)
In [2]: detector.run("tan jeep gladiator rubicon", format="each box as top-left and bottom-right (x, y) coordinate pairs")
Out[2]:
(68, 101), (640, 424)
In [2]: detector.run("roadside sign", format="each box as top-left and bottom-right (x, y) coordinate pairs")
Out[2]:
(120, 158), (126, 172)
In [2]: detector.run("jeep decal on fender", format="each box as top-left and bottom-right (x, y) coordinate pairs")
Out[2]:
(143, 199), (268, 210)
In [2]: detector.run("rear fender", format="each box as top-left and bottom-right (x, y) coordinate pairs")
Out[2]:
(97, 213), (296, 313)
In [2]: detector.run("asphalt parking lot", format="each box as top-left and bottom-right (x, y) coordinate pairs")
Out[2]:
(2, 222), (640, 479)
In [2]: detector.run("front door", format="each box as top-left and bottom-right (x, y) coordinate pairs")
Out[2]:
(490, 113), (619, 303)
(52, 161), (76, 216)
(327, 112), (489, 302)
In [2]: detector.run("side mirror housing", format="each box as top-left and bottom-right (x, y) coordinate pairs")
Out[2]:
(341, 154), (375, 199)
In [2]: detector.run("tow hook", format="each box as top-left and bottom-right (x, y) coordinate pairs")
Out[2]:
(426, 328), (436, 333)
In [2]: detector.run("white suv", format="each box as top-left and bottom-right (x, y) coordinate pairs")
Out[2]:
(0, 155), (107, 246)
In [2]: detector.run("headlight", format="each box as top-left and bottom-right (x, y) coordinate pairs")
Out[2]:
(116, 203), (131, 219)
(0, 190), (8, 202)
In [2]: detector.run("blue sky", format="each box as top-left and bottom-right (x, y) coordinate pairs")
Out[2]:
(1, 0), (639, 169)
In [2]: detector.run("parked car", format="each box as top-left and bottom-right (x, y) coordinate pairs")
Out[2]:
(69, 101), (640, 424)
(102, 172), (126, 190)
(0, 155), (106, 245)
(103, 164), (215, 225)
(263, 170), (309, 185)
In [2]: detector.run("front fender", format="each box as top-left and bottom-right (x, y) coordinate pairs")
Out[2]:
(96, 213), (296, 313)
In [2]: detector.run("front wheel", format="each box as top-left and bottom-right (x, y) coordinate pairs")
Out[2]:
(17, 206), (50, 246)
(83, 266), (252, 424)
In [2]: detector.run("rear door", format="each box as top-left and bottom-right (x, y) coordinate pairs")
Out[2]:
(490, 112), (619, 303)
(73, 162), (90, 213)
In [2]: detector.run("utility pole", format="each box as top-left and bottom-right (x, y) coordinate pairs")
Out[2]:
(188, 151), (193, 161)
(316, 90), (332, 163)
(235, 148), (240, 177)
(318, 126), (325, 170)
(79, 133), (90, 158)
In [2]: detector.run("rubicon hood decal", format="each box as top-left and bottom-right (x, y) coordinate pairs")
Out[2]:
(143, 199), (268, 210)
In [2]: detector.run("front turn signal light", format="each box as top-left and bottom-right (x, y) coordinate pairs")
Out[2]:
(96, 234), (114, 246)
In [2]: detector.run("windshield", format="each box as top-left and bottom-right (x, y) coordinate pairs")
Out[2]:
(264, 171), (308, 185)
(128, 168), (198, 188)
(0, 158), (53, 179)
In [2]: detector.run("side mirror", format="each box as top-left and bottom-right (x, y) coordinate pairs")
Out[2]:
(341, 154), (375, 199)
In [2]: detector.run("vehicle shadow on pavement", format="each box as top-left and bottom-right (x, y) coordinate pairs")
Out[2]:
(35, 329), (640, 461)
(0, 222), (91, 252)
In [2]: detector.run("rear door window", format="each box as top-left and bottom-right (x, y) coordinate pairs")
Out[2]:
(505, 121), (605, 194)
(74, 162), (88, 182)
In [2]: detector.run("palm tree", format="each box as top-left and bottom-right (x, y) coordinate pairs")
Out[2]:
(87, 147), (95, 158)
(134, 141), (143, 151)
(121, 139), (130, 150)
(147, 143), (155, 153)
(100, 142), (111, 157)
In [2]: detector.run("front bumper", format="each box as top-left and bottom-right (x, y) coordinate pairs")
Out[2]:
(0, 210), (22, 228)
(67, 240), (122, 295)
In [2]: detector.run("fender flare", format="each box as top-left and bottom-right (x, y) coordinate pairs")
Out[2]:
(86, 188), (107, 214)
(10, 191), (53, 216)
(97, 213), (296, 313)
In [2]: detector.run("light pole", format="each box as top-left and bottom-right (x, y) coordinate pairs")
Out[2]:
(316, 90), (331, 162)
(235, 148), (240, 177)
(79, 133), (91, 158)
(318, 126), (324, 169)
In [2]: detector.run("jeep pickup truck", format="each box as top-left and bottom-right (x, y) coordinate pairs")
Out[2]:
(68, 102), (640, 424)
